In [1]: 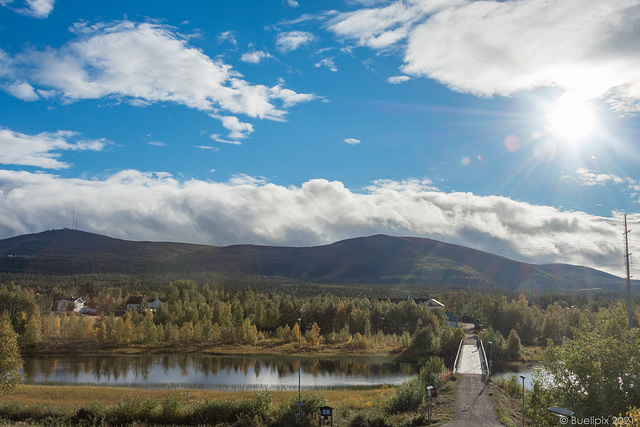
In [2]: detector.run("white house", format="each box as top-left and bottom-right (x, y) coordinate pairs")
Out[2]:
(146, 298), (167, 312)
(56, 297), (85, 313)
(425, 298), (445, 310)
(124, 296), (144, 311)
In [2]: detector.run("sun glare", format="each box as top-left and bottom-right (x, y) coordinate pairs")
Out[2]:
(547, 95), (598, 144)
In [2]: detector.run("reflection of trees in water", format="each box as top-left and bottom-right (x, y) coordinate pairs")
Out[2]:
(24, 355), (419, 384)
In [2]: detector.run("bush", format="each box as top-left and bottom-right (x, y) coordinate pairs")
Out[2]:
(272, 392), (328, 427)
(72, 402), (105, 426)
(387, 378), (425, 414)
(158, 393), (185, 424)
(419, 356), (446, 388)
(349, 412), (392, 427)
(106, 394), (158, 425)
(190, 392), (273, 425)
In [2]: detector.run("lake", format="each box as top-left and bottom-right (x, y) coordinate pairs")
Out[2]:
(492, 364), (544, 389)
(22, 354), (421, 390)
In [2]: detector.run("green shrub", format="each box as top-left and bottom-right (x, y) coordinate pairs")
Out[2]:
(418, 356), (446, 389)
(349, 412), (392, 427)
(106, 394), (158, 425)
(0, 402), (70, 425)
(387, 378), (425, 414)
(190, 392), (273, 425)
(158, 393), (185, 424)
(72, 402), (106, 426)
(272, 392), (328, 427)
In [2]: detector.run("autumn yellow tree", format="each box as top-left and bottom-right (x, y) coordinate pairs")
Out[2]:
(0, 321), (22, 394)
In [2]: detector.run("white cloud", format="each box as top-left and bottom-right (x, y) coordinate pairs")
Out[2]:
(386, 75), (410, 84)
(147, 141), (167, 147)
(211, 115), (255, 140)
(284, 0), (299, 7)
(240, 50), (273, 64)
(195, 145), (219, 151)
(3, 21), (315, 124)
(217, 31), (237, 45)
(328, 0), (640, 110)
(0, 128), (107, 169)
(0, 169), (634, 276)
(1, 0), (54, 18)
(210, 134), (242, 145)
(315, 58), (338, 72)
(276, 31), (317, 52)
(575, 168), (639, 199)
(344, 138), (361, 145)
(7, 82), (39, 100)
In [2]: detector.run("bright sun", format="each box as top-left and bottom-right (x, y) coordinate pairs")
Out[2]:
(547, 95), (598, 144)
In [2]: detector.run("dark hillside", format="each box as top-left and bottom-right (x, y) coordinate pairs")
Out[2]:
(0, 229), (629, 291)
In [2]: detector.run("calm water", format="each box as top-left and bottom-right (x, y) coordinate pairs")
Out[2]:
(492, 364), (544, 389)
(22, 355), (420, 390)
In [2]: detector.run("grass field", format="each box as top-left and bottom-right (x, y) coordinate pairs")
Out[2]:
(0, 379), (459, 426)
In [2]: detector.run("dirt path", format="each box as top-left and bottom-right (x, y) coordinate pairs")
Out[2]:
(442, 325), (502, 427)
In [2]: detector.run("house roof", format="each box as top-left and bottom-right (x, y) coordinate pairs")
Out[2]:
(59, 297), (83, 302)
(426, 298), (445, 307)
(125, 296), (144, 304)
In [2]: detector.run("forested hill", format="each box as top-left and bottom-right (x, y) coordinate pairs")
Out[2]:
(0, 229), (628, 291)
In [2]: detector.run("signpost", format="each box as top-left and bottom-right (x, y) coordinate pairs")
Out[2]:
(319, 406), (333, 426)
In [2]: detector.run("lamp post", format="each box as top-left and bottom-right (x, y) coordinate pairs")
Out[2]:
(297, 316), (302, 425)
(548, 406), (573, 427)
(487, 341), (493, 377)
(426, 385), (433, 423)
(519, 375), (525, 427)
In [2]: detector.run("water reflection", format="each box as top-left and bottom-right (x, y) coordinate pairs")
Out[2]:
(22, 355), (419, 390)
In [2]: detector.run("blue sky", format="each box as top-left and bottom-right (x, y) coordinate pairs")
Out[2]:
(1, 0), (640, 276)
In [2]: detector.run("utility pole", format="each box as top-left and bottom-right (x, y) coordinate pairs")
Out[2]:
(624, 214), (633, 330)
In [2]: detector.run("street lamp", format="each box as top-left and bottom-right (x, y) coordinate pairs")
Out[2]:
(426, 385), (433, 423)
(519, 375), (525, 427)
(296, 316), (302, 425)
(548, 406), (573, 427)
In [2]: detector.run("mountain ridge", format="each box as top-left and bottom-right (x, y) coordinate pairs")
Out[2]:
(0, 229), (629, 291)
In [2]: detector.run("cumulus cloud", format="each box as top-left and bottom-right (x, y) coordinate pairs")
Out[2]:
(328, 0), (640, 110)
(1, 0), (55, 18)
(386, 75), (411, 84)
(2, 21), (316, 135)
(576, 167), (630, 187)
(276, 31), (317, 52)
(0, 128), (107, 169)
(240, 50), (273, 64)
(0, 169), (634, 276)
(344, 138), (361, 145)
(210, 115), (255, 140)
(7, 82), (39, 100)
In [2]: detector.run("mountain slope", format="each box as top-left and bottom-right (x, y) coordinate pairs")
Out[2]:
(0, 229), (628, 291)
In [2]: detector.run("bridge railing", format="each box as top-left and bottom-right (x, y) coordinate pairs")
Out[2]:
(452, 338), (464, 374)
(479, 339), (489, 377)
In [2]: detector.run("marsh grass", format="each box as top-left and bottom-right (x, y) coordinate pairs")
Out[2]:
(0, 378), (457, 426)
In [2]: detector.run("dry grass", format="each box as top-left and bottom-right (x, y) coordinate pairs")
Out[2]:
(1, 384), (388, 409)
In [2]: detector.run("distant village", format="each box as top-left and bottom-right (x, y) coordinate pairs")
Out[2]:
(54, 295), (460, 328)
